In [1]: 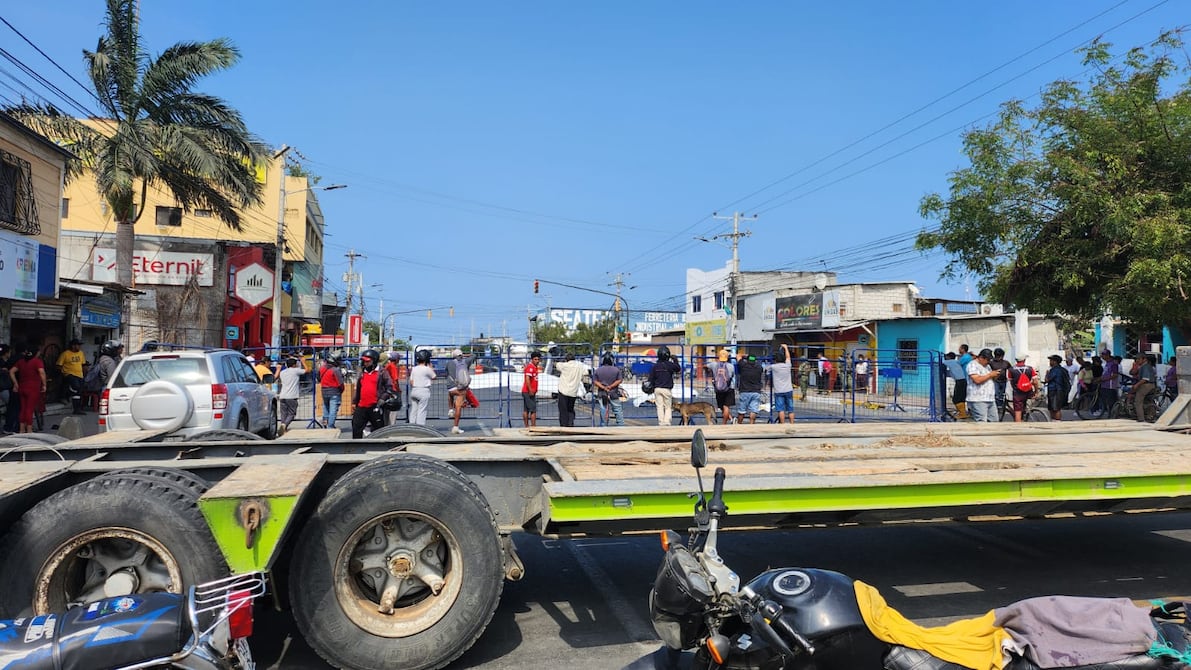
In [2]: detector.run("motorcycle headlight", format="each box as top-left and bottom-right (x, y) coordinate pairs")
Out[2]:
(648, 546), (714, 649)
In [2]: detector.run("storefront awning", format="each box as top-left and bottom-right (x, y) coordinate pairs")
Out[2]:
(60, 280), (105, 295)
(764, 321), (871, 335)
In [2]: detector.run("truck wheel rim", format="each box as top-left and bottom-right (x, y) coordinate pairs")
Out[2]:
(334, 510), (463, 637)
(35, 528), (182, 612)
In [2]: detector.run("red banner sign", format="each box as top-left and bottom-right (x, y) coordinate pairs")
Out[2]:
(347, 314), (363, 345)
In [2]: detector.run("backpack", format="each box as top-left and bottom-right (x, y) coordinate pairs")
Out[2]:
(713, 362), (732, 392)
(83, 357), (106, 391)
(1015, 366), (1034, 393)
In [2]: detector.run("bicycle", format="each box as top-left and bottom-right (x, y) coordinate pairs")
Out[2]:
(1110, 381), (1163, 423)
(1074, 384), (1106, 420)
(999, 390), (1050, 423)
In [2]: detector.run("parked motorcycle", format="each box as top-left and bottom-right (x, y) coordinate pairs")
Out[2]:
(648, 429), (1191, 670)
(0, 572), (266, 669)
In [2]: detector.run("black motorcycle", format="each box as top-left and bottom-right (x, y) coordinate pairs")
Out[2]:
(648, 429), (1191, 670)
(0, 572), (266, 670)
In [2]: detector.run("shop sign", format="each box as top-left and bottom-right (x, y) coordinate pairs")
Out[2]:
(80, 296), (121, 328)
(234, 263), (274, 307)
(685, 319), (727, 345)
(775, 293), (822, 330)
(821, 290), (841, 328)
(0, 230), (38, 302)
(538, 308), (685, 333)
(93, 248), (214, 286)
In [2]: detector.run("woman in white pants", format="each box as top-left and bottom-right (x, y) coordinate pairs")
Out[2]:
(408, 349), (436, 425)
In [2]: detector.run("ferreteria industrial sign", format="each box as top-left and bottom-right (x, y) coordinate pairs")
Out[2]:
(93, 248), (215, 286)
(541, 309), (685, 333)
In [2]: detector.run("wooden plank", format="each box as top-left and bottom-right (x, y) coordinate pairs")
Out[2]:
(200, 453), (327, 500)
(0, 462), (74, 496)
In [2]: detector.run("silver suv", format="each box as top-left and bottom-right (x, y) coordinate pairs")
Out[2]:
(100, 348), (277, 439)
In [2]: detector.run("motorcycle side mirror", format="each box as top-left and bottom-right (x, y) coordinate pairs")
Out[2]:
(691, 429), (707, 469)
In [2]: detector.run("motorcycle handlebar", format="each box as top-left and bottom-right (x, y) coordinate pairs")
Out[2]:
(746, 603), (796, 660)
(709, 467), (728, 516)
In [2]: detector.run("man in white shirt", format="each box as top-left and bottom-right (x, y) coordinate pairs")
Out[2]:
(966, 348), (1002, 422)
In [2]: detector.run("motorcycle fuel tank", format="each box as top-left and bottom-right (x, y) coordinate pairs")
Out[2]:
(744, 567), (885, 667)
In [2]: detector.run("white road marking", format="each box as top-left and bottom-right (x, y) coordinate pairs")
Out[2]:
(562, 539), (660, 651)
(893, 581), (983, 597)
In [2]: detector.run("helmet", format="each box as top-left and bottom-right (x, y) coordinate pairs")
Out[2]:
(100, 340), (123, 357)
(658, 345), (671, 361)
(601, 352), (616, 366)
(415, 349), (432, 364)
(361, 348), (380, 365)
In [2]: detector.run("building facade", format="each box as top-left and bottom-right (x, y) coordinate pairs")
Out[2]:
(58, 151), (330, 351)
(0, 111), (72, 354)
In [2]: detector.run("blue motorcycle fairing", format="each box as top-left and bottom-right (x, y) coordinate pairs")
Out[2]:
(0, 593), (189, 670)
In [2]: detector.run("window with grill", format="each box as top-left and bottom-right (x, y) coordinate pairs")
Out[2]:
(691, 295), (702, 313)
(0, 151), (40, 235)
(735, 299), (745, 319)
(714, 291), (724, 309)
(155, 206), (183, 227)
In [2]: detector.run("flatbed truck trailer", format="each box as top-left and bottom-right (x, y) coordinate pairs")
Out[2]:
(3, 416), (1191, 669)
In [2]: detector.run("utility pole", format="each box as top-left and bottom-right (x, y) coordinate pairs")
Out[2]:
(710, 211), (756, 345)
(609, 272), (631, 347)
(343, 249), (363, 333)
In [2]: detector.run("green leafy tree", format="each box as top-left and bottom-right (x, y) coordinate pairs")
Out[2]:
(530, 317), (618, 352)
(7, 0), (265, 290)
(917, 31), (1191, 332)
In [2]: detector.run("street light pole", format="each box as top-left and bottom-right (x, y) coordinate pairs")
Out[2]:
(271, 177), (346, 354)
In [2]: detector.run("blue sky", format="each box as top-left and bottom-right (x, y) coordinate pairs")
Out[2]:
(1, 1), (1185, 344)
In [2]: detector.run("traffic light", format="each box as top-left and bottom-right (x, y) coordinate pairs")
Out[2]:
(534, 280), (540, 294)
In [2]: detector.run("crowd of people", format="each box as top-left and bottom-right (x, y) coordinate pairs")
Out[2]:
(946, 344), (1175, 423)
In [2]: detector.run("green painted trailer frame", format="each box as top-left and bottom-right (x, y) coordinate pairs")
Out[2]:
(6, 419), (1191, 570)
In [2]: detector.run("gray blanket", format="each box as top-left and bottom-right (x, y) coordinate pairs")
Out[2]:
(994, 596), (1156, 667)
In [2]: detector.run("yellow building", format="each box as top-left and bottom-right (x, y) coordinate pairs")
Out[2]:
(56, 146), (330, 351)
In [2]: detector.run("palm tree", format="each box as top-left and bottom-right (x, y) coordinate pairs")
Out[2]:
(7, 0), (265, 291)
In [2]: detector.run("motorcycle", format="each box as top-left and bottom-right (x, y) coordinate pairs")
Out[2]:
(648, 429), (1191, 670)
(0, 572), (266, 669)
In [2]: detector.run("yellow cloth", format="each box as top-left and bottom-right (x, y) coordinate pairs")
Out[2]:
(854, 580), (1010, 670)
(254, 363), (273, 380)
(56, 350), (85, 378)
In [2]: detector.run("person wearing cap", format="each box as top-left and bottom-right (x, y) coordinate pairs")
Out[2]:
(965, 348), (1001, 422)
(56, 338), (87, 415)
(1044, 354), (1072, 420)
(1007, 353), (1038, 422)
(446, 348), (474, 434)
(712, 348), (736, 424)
(736, 352), (765, 424)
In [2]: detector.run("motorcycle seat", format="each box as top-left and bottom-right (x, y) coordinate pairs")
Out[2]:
(0, 592), (190, 670)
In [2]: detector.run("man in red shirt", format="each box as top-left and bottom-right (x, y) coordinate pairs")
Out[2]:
(352, 349), (394, 439)
(521, 351), (541, 427)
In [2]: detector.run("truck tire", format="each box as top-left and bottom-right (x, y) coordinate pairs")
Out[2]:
(97, 466), (210, 496)
(182, 428), (265, 442)
(369, 424), (445, 439)
(290, 453), (504, 670)
(0, 474), (227, 616)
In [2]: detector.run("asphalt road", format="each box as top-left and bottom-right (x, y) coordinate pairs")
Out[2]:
(252, 510), (1191, 669)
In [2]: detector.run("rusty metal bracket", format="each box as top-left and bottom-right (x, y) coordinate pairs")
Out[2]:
(238, 499), (269, 549)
